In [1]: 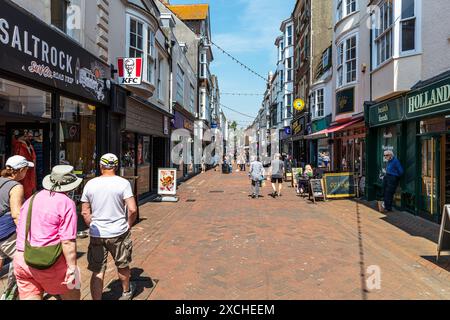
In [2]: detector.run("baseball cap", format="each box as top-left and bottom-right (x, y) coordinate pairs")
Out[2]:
(100, 153), (119, 168)
(5, 155), (35, 170)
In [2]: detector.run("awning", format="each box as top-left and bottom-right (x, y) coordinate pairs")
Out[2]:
(304, 118), (363, 140)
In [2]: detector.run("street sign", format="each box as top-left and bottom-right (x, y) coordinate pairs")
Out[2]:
(293, 98), (305, 112)
(118, 57), (143, 85)
(437, 205), (450, 261)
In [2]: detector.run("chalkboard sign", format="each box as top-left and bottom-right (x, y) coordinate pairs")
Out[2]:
(437, 205), (450, 262)
(323, 173), (356, 198)
(309, 179), (326, 203)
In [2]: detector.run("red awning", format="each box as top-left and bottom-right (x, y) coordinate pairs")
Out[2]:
(305, 118), (363, 140)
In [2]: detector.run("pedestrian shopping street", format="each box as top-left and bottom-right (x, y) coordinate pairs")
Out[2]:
(56, 168), (450, 300)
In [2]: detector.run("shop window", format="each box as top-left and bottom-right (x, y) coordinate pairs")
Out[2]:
(137, 135), (151, 196)
(120, 132), (136, 177)
(0, 78), (51, 118)
(59, 97), (96, 176)
(377, 124), (401, 183)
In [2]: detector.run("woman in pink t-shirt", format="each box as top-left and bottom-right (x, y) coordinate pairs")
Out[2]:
(14, 165), (82, 300)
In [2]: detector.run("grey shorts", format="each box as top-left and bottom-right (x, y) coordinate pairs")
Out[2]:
(87, 231), (133, 273)
(0, 233), (16, 260)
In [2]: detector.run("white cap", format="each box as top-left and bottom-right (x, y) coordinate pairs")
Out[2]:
(100, 153), (119, 168)
(5, 155), (34, 170)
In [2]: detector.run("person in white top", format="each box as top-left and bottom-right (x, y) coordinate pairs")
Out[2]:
(81, 153), (138, 300)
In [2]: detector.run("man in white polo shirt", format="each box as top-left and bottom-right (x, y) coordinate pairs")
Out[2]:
(81, 153), (138, 300)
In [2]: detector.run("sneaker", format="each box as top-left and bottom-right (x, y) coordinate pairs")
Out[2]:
(251, 194), (256, 199)
(119, 282), (136, 300)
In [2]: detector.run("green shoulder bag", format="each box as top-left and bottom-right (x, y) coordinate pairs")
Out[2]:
(24, 193), (62, 270)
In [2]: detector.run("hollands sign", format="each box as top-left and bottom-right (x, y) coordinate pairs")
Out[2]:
(0, 0), (110, 104)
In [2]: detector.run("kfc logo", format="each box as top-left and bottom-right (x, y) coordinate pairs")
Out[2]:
(117, 57), (142, 85)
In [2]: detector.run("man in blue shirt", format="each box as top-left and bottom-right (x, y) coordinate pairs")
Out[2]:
(381, 150), (404, 212)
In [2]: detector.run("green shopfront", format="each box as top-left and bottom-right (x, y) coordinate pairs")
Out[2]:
(366, 74), (450, 223)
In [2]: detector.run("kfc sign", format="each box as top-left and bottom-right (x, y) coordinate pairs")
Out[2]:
(117, 57), (142, 85)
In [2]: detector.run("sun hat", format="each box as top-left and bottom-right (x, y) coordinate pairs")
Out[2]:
(100, 153), (119, 168)
(42, 165), (82, 193)
(5, 155), (35, 170)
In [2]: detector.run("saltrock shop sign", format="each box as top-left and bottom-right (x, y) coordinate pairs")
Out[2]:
(0, 0), (110, 105)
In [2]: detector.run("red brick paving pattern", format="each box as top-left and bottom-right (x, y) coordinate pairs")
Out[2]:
(3, 167), (450, 299)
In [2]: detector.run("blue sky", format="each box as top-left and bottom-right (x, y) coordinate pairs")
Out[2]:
(168, 0), (296, 128)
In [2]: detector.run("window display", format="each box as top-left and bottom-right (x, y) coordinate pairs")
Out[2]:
(59, 96), (97, 177)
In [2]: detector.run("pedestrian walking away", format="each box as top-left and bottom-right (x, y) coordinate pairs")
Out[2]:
(81, 153), (138, 300)
(379, 150), (404, 212)
(0, 156), (30, 300)
(249, 157), (265, 199)
(13, 165), (82, 300)
(269, 153), (284, 198)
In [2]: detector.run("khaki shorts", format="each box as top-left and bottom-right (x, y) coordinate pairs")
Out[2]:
(87, 231), (133, 273)
(0, 233), (16, 260)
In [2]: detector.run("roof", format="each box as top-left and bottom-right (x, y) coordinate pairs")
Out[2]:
(167, 4), (209, 21)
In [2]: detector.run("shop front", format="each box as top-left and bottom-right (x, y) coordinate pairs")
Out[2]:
(366, 72), (450, 222)
(291, 115), (307, 165)
(121, 96), (171, 202)
(305, 115), (332, 169)
(171, 107), (195, 181)
(0, 0), (111, 201)
(280, 127), (292, 156)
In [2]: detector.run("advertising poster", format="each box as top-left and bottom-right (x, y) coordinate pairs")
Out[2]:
(158, 168), (177, 195)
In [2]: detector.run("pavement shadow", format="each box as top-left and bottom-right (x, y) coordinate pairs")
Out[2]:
(421, 255), (450, 273)
(357, 200), (439, 244)
(102, 268), (155, 300)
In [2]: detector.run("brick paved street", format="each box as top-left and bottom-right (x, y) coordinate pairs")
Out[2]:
(85, 167), (450, 300)
(3, 167), (450, 300)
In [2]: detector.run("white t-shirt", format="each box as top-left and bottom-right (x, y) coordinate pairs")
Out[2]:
(81, 176), (134, 238)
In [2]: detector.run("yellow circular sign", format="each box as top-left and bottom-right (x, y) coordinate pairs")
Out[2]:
(293, 98), (305, 112)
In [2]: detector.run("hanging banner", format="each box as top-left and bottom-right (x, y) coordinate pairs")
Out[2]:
(158, 168), (177, 195)
(117, 57), (143, 85)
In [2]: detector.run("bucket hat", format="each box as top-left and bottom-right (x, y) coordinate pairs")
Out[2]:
(42, 165), (82, 193)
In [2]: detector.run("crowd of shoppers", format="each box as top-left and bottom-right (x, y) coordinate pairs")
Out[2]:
(0, 153), (137, 300)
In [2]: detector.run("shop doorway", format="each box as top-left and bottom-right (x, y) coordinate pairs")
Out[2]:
(419, 135), (441, 221)
(4, 122), (51, 192)
(152, 137), (167, 192)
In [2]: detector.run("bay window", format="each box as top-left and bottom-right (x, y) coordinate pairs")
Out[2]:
(401, 0), (416, 52)
(127, 15), (156, 84)
(176, 65), (184, 105)
(189, 84), (195, 113)
(337, 0), (357, 22)
(374, 0), (393, 66)
(147, 27), (155, 84)
(287, 57), (293, 82)
(309, 89), (325, 119)
(129, 18), (144, 58)
(316, 89), (324, 118)
(337, 34), (357, 88)
(286, 94), (292, 118)
(287, 25), (293, 46)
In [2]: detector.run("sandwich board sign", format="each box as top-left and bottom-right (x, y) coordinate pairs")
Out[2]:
(117, 57), (142, 85)
(309, 179), (326, 204)
(437, 205), (450, 262)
